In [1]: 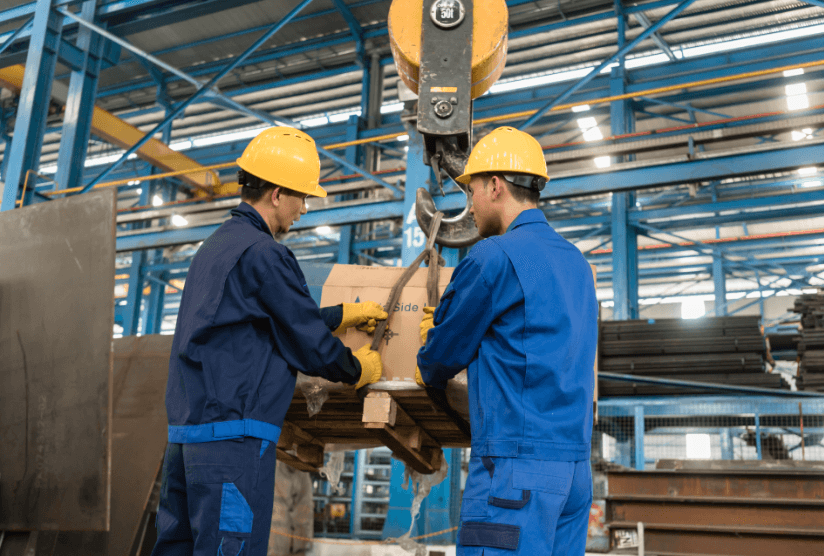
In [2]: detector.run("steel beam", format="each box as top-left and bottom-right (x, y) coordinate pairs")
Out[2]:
(1, 0), (62, 211)
(519, 0), (696, 130)
(55, 0), (102, 193)
(77, 0), (316, 194)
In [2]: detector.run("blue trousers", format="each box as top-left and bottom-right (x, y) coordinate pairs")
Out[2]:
(457, 457), (592, 555)
(151, 437), (278, 556)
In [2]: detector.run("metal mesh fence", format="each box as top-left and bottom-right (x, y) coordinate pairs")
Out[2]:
(595, 397), (824, 469)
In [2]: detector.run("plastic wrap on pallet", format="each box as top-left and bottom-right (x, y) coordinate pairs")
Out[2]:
(317, 451), (346, 495)
(445, 370), (470, 422)
(395, 455), (450, 555)
(297, 375), (331, 417)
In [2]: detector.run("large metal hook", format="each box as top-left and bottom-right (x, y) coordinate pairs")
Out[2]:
(415, 139), (481, 248)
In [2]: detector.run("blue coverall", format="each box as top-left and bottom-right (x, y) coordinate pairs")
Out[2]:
(152, 203), (358, 556)
(417, 209), (598, 555)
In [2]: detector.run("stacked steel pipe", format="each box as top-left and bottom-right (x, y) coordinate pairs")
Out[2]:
(794, 293), (824, 391)
(599, 316), (789, 396)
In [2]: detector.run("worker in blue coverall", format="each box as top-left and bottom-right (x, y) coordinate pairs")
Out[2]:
(416, 126), (598, 555)
(152, 126), (387, 556)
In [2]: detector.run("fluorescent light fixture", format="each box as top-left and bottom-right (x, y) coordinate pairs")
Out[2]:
(802, 180), (823, 188)
(127, 180), (141, 186)
(396, 134), (409, 141)
(300, 116), (329, 127)
(39, 165), (57, 174)
(488, 67), (593, 94)
(152, 195), (164, 206)
(792, 130), (807, 141)
(127, 153), (137, 160)
(572, 104), (591, 112)
(798, 167), (818, 176)
(594, 156), (611, 168)
(171, 214), (188, 227)
(193, 127), (265, 148)
(784, 68), (805, 77)
(380, 102), (404, 114)
(577, 117), (597, 129)
(803, 128), (813, 134)
(681, 298), (705, 319)
(328, 109), (362, 123)
(686, 434), (711, 459)
(785, 82), (807, 96)
(787, 94), (810, 111)
(170, 140), (193, 151)
(316, 226), (332, 235)
(583, 127), (604, 142)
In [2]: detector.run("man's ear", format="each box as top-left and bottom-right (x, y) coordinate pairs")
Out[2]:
(489, 175), (505, 201)
(270, 187), (281, 207)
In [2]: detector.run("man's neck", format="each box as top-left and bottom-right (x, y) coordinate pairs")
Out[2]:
(499, 204), (536, 234)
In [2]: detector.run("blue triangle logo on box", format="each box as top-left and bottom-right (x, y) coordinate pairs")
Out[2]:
(355, 296), (361, 303)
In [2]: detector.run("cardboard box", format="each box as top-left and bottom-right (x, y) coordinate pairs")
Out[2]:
(321, 264), (454, 384)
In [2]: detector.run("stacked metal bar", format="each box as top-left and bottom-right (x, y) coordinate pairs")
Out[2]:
(606, 461), (824, 555)
(794, 293), (824, 391)
(599, 316), (789, 396)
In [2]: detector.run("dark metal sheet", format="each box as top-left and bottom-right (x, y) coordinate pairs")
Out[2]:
(49, 335), (170, 556)
(0, 190), (116, 531)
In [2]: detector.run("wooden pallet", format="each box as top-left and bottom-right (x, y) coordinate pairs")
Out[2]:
(279, 377), (470, 475)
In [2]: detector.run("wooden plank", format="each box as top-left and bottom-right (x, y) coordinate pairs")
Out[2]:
(0, 190), (116, 531)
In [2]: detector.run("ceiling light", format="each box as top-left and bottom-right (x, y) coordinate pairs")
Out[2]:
(784, 68), (805, 77)
(681, 298), (705, 319)
(787, 95), (810, 111)
(152, 195), (164, 206)
(577, 117), (597, 129)
(801, 180), (822, 188)
(798, 167), (818, 176)
(785, 83), (807, 96)
(583, 127), (603, 142)
(594, 156), (611, 168)
(171, 214), (188, 227)
(396, 134), (409, 141)
(316, 226), (332, 235)
(802, 128), (813, 134)
(572, 104), (591, 112)
(792, 130), (807, 141)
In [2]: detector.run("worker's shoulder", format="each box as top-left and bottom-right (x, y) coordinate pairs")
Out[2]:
(462, 237), (513, 283)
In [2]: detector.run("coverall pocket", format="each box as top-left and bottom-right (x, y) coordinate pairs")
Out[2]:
(512, 459), (573, 495)
(186, 464), (244, 485)
(217, 535), (246, 556)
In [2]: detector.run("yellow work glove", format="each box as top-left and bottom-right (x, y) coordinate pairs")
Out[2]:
(336, 301), (389, 335)
(415, 366), (427, 387)
(353, 344), (383, 388)
(419, 306), (436, 345)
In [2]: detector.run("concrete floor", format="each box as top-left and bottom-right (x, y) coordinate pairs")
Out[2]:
(306, 542), (605, 555)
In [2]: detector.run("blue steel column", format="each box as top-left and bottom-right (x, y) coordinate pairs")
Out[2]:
(337, 116), (360, 264)
(55, 0), (102, 193)
(720, 428), (734, 460)
(609, 5), (639, 320)
(713, 249), (728, 316)
(402, 128), (430, 265)
(634, 405), (645, 470)
(1, 0), (63, 211)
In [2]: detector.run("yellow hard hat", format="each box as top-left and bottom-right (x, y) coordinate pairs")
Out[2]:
(455, 126), (549, 189)
(236, 126), (327, 198)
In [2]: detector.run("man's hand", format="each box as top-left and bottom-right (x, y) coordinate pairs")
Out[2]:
(353, 344), (383, 388)
(419, 306), (436, 344)
(336, 301), (389, 334)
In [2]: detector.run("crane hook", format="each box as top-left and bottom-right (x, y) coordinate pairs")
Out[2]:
(415, 138), (481, 248)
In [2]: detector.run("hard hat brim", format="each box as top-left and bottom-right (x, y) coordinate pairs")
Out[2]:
(455, 172), (472, 185)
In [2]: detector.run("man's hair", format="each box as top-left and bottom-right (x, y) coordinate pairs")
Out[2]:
(482, 172), (541, 205)
(240, 173), (276, 203)
(239, 172), (305, 203)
